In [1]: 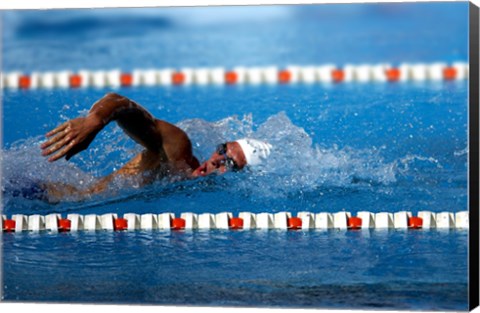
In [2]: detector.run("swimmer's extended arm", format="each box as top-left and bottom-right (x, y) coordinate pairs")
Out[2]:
(41, 93), (165, 162)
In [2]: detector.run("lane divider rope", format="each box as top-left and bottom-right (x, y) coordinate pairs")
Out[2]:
(1, 62), (468, 89)
(2, 211), (469, 233)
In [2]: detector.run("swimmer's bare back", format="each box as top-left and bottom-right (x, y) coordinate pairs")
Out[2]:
(41, 92), (200, 200)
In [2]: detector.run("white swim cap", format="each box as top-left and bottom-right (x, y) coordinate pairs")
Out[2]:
(235, 138), (272, 166)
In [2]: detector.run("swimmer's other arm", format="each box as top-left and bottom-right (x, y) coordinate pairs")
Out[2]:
(41, 92), (168, 162)
(41, 92), (198, 167)
(40, 93), (199, 201)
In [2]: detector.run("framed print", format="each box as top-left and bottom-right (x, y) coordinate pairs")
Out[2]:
(1, 1), (479, 311)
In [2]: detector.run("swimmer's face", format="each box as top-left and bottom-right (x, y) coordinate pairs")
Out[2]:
(192, 141), (247, 177)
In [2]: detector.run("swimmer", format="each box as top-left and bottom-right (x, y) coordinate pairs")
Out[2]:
(40, 92), (271, 201)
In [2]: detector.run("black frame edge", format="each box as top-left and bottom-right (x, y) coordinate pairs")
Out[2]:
(470, 1), (480, 311)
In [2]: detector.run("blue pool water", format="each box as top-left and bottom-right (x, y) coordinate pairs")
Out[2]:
(1, 3), (470, 310)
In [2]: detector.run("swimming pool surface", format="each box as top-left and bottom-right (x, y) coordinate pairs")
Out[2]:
(1, 3), (470, 310)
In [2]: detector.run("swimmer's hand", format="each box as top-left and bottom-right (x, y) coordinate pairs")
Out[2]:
(41, 114), (103, 162)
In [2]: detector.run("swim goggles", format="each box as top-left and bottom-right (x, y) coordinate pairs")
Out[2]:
(216, 143), (240, 171)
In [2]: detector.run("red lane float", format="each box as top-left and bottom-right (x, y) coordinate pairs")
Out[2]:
(69, 74), (82, 88)
(171, 218), (186, 230)
(347, 217), (362, 229)
(3, 220), (16, 232)
(225, 71), (238, 84)
(385, 68), (401, 82)
(19, 75), (31, 89)
(287, 217), (302, 230)
(172, 72), (185, 85)
(58, 219), (72, 232)
(443, 67), (457, 80)
(278, 70), (291, 84)
(408, 217), (423, 229)
(114, 218), (128, 231)
(331, 69), (344, 83)
(120, 73), (133, 87)
(229, 217), (244, 229)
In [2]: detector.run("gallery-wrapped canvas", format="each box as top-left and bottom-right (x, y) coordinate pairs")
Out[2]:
(1, 1), (479, 312)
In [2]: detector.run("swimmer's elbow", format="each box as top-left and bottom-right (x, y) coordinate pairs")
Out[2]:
(104, 92), (124, 101)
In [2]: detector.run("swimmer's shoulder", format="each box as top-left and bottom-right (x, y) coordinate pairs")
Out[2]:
(154, 119), (197, 166)
(154, 119), (191, 146)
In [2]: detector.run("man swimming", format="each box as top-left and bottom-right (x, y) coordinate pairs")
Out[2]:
(40, 92), (271, 200)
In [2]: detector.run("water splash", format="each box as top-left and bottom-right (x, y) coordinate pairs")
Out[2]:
(2, 112), (441, 207)
(453, 147), (468, 157)
(177, 113), (254, 160)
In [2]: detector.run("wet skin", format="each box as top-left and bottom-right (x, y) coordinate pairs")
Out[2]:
(40, 92), (247, 200)
(192, 142), (247, 177)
